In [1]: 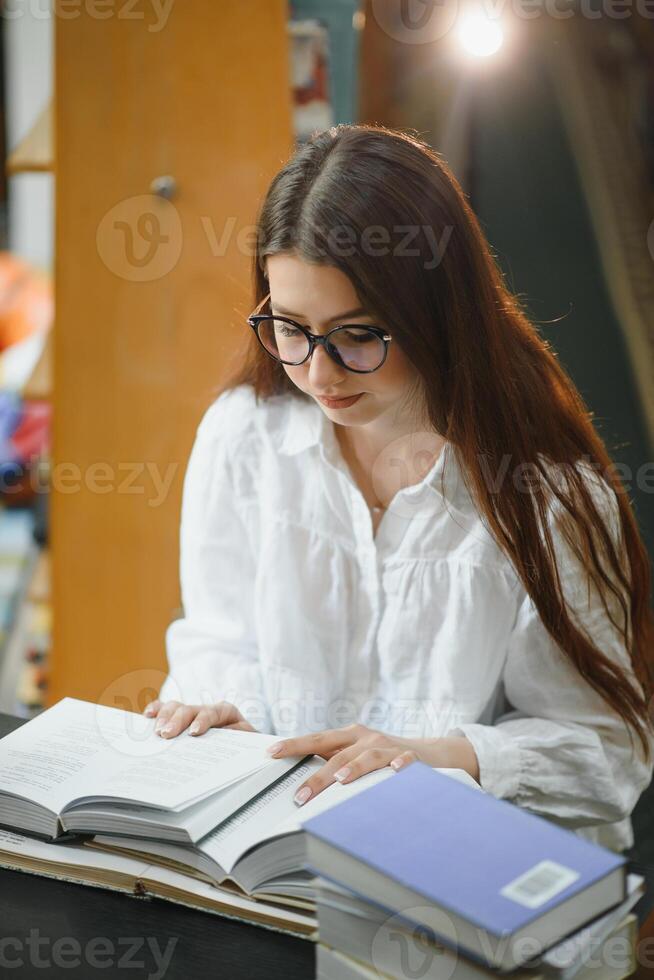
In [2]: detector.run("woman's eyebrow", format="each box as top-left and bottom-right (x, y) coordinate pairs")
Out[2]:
(271, 305), (369, 324)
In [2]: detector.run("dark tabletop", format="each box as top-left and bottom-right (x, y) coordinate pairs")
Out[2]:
(0, 712), (316, 980)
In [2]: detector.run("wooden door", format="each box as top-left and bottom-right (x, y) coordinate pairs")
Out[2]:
(48, 1), (293, 711)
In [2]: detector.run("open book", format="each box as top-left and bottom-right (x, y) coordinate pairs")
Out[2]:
(0, 696), (481, 909)
(83, 754), (410, 907)
(0, 697), (313, 843)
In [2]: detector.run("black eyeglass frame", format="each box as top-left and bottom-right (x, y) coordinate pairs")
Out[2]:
(247, 302), (393, 375)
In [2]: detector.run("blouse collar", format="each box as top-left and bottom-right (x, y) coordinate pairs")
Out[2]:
(274, 393), (473, 513)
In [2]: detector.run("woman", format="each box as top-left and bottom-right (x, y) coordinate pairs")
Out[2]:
(145, 124), (653, 851)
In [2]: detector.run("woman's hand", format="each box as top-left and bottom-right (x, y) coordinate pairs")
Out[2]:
(143, 699), (258, 736)
(265, 723), (480, 806)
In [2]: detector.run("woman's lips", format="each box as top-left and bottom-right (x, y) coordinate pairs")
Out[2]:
(317, 393), (364, 409)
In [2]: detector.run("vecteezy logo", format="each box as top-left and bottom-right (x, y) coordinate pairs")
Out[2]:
(371, 906), (459, 980)
(371, 0), (458, 45)
(96, 195), (182, 282)
(369, 431), (449, 523)
(93, 668), (176, 758)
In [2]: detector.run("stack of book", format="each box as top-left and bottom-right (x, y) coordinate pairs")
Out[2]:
(314, 881), (641, 980)
(302, 763), (644, 980)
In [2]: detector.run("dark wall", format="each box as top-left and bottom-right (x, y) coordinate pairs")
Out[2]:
(470, 44), (654, 879)
(471, 49), (654, 560)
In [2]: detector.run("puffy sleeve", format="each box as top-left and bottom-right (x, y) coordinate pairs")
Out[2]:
(158, 388), (272, 733)
(448, 465), (654, 837)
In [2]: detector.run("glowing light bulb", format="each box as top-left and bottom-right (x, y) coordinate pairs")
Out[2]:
(457, 11), (504, 57)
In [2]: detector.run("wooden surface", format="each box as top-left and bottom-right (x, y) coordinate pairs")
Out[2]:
(48, 2), (294, 711)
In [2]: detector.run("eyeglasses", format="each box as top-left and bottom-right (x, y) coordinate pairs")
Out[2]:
(247, 293), (392, 374)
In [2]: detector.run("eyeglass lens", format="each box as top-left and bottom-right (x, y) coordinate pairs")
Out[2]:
(257, 318), (386, 371)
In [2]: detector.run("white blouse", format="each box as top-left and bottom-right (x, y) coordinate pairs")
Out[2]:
(159, 383), (653, 853)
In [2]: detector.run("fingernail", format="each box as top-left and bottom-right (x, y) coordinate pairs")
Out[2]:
(267, 742), (283, 756)
(189, 723), (200, 735)
(294, 786), (312, 805)
(390, 758), (403, 770)
(334, 767), (351, 782)
(161, 725), (173, 737)
(144, 706), (155, 716)
(154, 720), (164, 732)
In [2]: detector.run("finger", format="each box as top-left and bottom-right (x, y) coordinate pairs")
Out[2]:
(143, 699), (161, 717)
(320, 746), (400, 791)
(267, 726), (357, 760)
(292, 746), (366, 806)
(390, 749), (419, 772)
(153, 700), (183, 732)
(187, 707), (218, 736)
(157, 704), (198, 738)
(187, 702), (246, 736)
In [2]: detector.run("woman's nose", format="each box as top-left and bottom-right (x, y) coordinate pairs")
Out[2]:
(307, 342), (346, 387)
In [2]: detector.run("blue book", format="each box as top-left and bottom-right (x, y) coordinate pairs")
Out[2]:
(302, 762), (626, 972)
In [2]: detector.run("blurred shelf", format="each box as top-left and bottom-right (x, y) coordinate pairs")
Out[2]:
(0, 544), (50, 718)
(6, 102), (53, 176)
(28, 548), (49, 603)
(16, 547), (51, 717)
(0, 513), (40, 716)
(22, 330), (52, 402)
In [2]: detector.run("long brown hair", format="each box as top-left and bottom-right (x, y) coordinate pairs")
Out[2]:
(221, 123), (654, 762)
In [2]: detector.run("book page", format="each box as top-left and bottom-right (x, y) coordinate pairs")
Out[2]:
(139, 861), (317, 936)
(64, 722), (281, 812)
(0, 697), (290, 816)
(538, 874), (644, 970)
(0, 827), (151, 879)
(199, 758), (324, 872)
(0, 698), (134, 813)
(201, 762), (397, 873)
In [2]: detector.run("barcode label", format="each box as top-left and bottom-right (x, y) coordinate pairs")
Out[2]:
(500, 860), (580, 908)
